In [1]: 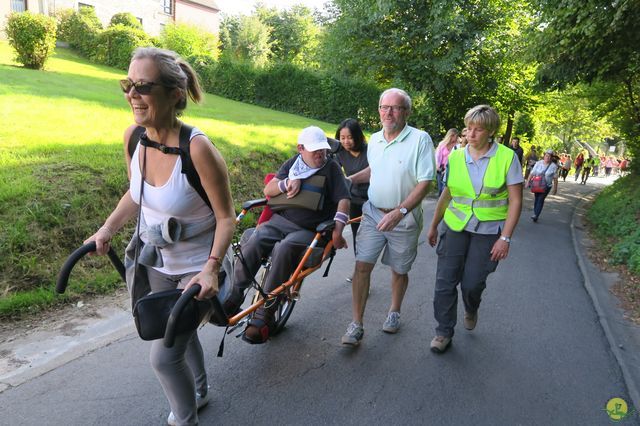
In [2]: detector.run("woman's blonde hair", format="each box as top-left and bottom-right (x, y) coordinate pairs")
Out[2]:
(464, 105), (500, 135)
(438, 128), (459, 147)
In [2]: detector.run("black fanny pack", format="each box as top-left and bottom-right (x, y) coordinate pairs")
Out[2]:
(133, 289), (212, 341)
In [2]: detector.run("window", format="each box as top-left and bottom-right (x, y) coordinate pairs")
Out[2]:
(11, 0), (27, 12)
(78, 2), (94, 11)
(163, 0), (173, 15)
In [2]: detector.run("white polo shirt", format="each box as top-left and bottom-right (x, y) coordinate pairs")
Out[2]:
(367, 124), (436, 214)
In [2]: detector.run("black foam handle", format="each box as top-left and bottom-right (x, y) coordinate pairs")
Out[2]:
(56, 242), (126, 294)
(163, 285), (229, 348)
(164, 285), (201, 348)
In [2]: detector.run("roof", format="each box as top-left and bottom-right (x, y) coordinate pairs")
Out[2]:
(178, 0), (220, 11)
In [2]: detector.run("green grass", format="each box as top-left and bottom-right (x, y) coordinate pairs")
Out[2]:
(587, 174), (640, 275)
(0, 41), (339, 318)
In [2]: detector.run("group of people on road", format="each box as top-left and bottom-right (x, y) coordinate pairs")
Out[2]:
(83, 48), (542, 425)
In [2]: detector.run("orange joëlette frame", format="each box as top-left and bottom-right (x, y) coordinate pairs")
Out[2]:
(227, 200), (360, 327)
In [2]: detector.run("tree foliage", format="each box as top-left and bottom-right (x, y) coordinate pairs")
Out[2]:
(109, 12), (142, 30)
(319, 0), (537, 135)
(532, 85), (616, 155)
(160, 23), (219, 59)
(219, 15), (272, 67)
(532, 0), (640, 164)
(256, 4), (320, 66)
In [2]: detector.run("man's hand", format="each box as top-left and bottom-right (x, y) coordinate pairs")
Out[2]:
(376, 209), (403, 232)
(286, 179), (302, 198)
(332, 228), (348, 250)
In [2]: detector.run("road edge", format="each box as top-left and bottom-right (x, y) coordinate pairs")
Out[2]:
(571, 189), (640, 412)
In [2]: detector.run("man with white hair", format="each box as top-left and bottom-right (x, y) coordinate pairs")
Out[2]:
(230, 126), (351, 344)
(342, 88), (436, 345)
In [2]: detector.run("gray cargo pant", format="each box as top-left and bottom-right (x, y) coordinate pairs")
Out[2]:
(433, 225), (499, 338)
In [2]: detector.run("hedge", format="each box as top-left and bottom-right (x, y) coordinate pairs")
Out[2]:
(199, 59), (380, 128)
(94, 24), (153, 70)
(57, 8), (102, 58)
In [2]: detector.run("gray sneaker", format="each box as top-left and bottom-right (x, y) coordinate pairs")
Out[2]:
(341, 321), (364, 345)
(382, 311), (401, 333)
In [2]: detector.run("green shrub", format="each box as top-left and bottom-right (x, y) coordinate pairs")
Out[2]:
(5, 12), (57, 70)
(94, 24), (153, 70)
(160, 23), (219, 60)
(208, 58), (258, 103)
(187, 53), (217, 92)
(62, 8), (103, 57)
(54, 8), (74, 42)
(109, 12), (142, 30)
(587, 174), (640, 275)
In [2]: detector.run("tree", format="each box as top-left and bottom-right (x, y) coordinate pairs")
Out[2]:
(256, 4), (320, 66)
(160, 23), (219, 59)
(532, 85), (616, 155)
(532, 0), (640, 163)
(109, 12), (142, 30)
(319, 0), (537, 135)
(219, 14), (272, 66)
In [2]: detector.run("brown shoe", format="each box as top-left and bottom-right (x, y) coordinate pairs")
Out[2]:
(430, 335), (451, 354)
(242, 308), (274, 344)
(463, 311), (478, 331)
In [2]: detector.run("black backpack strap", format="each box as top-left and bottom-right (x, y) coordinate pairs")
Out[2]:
(178, 124), (212, 210)
(128, 126), (146, 158)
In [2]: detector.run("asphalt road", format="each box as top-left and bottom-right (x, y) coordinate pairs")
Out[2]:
(1, 175), (639, 425)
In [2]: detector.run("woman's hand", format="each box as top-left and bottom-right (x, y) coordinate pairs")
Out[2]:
(490, 238), (510, 262)
(427, 225), (438, 247)
(84, 226), (114, 256)
(184, 263), (220, 300)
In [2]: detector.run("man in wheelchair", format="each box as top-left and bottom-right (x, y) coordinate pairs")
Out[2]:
(228, 126), (351, 344)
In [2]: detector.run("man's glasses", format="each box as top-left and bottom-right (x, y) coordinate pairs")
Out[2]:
(379, 105), (406, 113)
(119, 79), (163, 95)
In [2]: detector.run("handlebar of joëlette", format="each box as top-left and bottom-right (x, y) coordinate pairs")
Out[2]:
(56, 242), (126, 294)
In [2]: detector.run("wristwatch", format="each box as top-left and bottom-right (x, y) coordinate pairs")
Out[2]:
(499, 236), (511, 244)
(398, 206), (408, 216)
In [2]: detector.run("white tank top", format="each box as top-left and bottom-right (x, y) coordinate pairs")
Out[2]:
(130, 127), (215, 275)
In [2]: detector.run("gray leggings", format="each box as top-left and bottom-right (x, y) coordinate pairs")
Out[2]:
(147, 268), (208, 426)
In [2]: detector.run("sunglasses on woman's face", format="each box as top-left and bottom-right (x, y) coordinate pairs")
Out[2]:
(119, 79), (162, 95)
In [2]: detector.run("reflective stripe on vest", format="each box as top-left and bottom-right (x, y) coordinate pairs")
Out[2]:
(444, 144), (514, 231)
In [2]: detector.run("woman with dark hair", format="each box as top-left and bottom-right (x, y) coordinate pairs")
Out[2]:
(85, 47), (235, 425)
(334, 118), (369, 256)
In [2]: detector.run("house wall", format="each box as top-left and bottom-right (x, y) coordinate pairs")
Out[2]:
(1, 1), (220, 40)
(47, 0), (173, 36)
(175, 1), (219, 35)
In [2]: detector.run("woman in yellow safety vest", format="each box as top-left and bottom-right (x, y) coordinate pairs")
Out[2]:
(426, 105), (523, 354)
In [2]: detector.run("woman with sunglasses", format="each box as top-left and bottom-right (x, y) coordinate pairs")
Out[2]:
(85, 47), (235, 425)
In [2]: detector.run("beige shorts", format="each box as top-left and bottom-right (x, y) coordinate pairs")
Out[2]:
(354, 201), (421, 274)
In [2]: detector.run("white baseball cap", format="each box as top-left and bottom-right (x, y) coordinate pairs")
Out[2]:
(298, 126), (331, 152)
